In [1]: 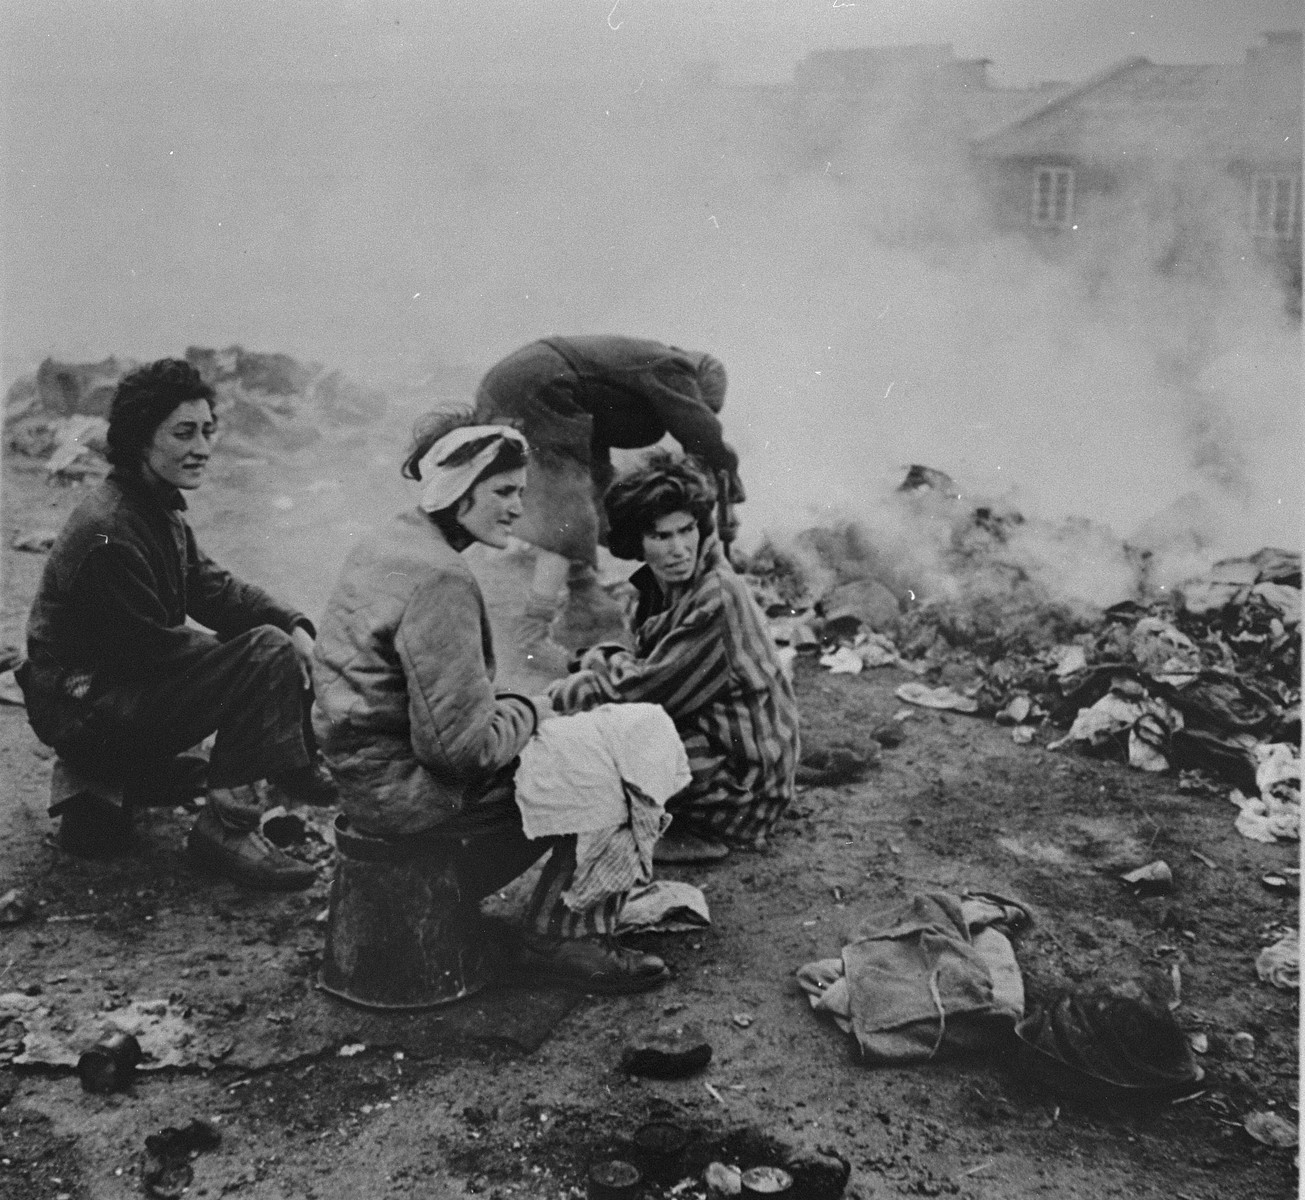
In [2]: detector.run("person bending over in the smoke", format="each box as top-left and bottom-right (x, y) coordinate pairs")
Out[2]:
(310, 414), (670, 993)
(473, 335), (745, 673)
(547, 456), (798, 865)
(18, 358), (335, 887)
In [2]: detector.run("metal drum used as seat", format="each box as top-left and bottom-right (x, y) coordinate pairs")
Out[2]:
(319, 814), (494, 1010)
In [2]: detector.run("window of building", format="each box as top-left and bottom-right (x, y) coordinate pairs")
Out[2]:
(1251, 172), (1301, 239)
(1032, 167), (1074, 228)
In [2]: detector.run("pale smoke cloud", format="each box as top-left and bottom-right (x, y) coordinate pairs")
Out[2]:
(3, 5), (1298, 611)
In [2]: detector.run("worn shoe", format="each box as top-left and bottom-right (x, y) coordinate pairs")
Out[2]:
(653, 832), (731, 865)
(517, 933), (669, 994)
(187, 809), (316, 891)
(57, 794), (134, 858)
(267, 756), (338, 807)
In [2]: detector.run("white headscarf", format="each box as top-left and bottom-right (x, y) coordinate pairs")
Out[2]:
(416, 424), (528, 514)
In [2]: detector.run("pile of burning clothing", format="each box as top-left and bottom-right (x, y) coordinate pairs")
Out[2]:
(742, 468), (1300, 830)
(1043, 548), (1299, 767)
(3, 347), (386, 478)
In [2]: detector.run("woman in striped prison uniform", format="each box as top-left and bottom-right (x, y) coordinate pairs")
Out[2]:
(548, 456), (799, 864)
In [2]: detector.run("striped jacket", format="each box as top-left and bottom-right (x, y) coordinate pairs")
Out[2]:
(549, 535), (799, 847)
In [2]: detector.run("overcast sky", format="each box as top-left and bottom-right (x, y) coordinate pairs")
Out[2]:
(4, 0), (1299, 378)
(4, 0), (1302, 90)
(1, 0), (1299, 558)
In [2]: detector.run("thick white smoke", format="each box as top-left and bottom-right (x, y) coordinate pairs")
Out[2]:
(3, 5), (1299, 614)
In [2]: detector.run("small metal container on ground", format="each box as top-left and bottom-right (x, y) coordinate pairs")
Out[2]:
(587, 1158), (642, 1200)
(631, 1120), (690, 1185)
(741, 1165), (794, 1196)
(77, 1032), (143, 1093)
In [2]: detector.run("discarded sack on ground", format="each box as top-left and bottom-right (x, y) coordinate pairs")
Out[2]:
(796, 892), (1029, 1063)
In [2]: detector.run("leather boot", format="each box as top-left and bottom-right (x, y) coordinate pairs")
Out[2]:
(516, 931), (669, 994)
(187, 804), (316, 891)
(518, 595), (570, 675)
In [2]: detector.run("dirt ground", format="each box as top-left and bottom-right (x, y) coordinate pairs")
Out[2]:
(0, 425), (1298, 1200)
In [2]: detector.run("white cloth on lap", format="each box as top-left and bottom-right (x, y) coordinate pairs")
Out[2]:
(514, 703), (690, 839)
(515, 703), (690, 912)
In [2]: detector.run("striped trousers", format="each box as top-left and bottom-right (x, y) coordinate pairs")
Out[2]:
(417, 784), (622, 939)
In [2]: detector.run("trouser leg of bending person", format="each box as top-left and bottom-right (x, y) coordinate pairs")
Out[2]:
(519, 551), (571, 676)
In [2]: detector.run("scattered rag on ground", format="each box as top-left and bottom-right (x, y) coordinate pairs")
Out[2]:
(1255, 930), (1299, 990)
(894, 683), (979, 714)
(514, 703), (689, 910)
(1228, 742), (1300, 842)
(796, 892), (1030, 1063)
(615, 880), (711, 934)
(1048, 674), (1185, 773)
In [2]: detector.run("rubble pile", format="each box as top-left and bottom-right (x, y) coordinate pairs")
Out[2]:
(742, 466), (1301, 829)
(3, 346), (387, 479)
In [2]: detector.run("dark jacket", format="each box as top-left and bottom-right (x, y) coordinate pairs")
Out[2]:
(22, 469), (308, 744)
(475, 336), (740, 478)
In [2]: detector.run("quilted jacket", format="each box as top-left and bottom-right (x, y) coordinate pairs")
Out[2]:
(311, 508), (538, 837)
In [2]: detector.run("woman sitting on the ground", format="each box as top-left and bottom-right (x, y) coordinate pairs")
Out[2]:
(548, 456), (799, 863)
(19, 358), (334, 888)
(310, 413), (670, 994)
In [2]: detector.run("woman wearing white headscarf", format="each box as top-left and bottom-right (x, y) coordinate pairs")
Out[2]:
(311, 412), (668, 993)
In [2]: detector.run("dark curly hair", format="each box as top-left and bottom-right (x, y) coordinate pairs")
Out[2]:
(604, 453), (717, 561)
(106, 359), (216, 469)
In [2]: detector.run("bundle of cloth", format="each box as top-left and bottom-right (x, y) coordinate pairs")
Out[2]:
(797, 891), (1031, 1063)
(514, 702), (689, 911)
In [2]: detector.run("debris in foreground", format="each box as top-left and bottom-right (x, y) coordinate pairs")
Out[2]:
(1120, 860), (1174, 897)
(141, 1119), (222, 1200)
(1014, 983), (1204, 1103)
(1243, 1110), (1298, 1149)
(1255, 930), (1300, 990)
(797, 892), (1029, 1063)
(77, 1031), (143, 1094)
(741, 469), (1300, 838)
(620, 1023), (713, 1079)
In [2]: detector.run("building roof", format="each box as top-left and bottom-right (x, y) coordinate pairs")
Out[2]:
(973, 40), (1301, 166)
(789, 41), (1068, 139)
